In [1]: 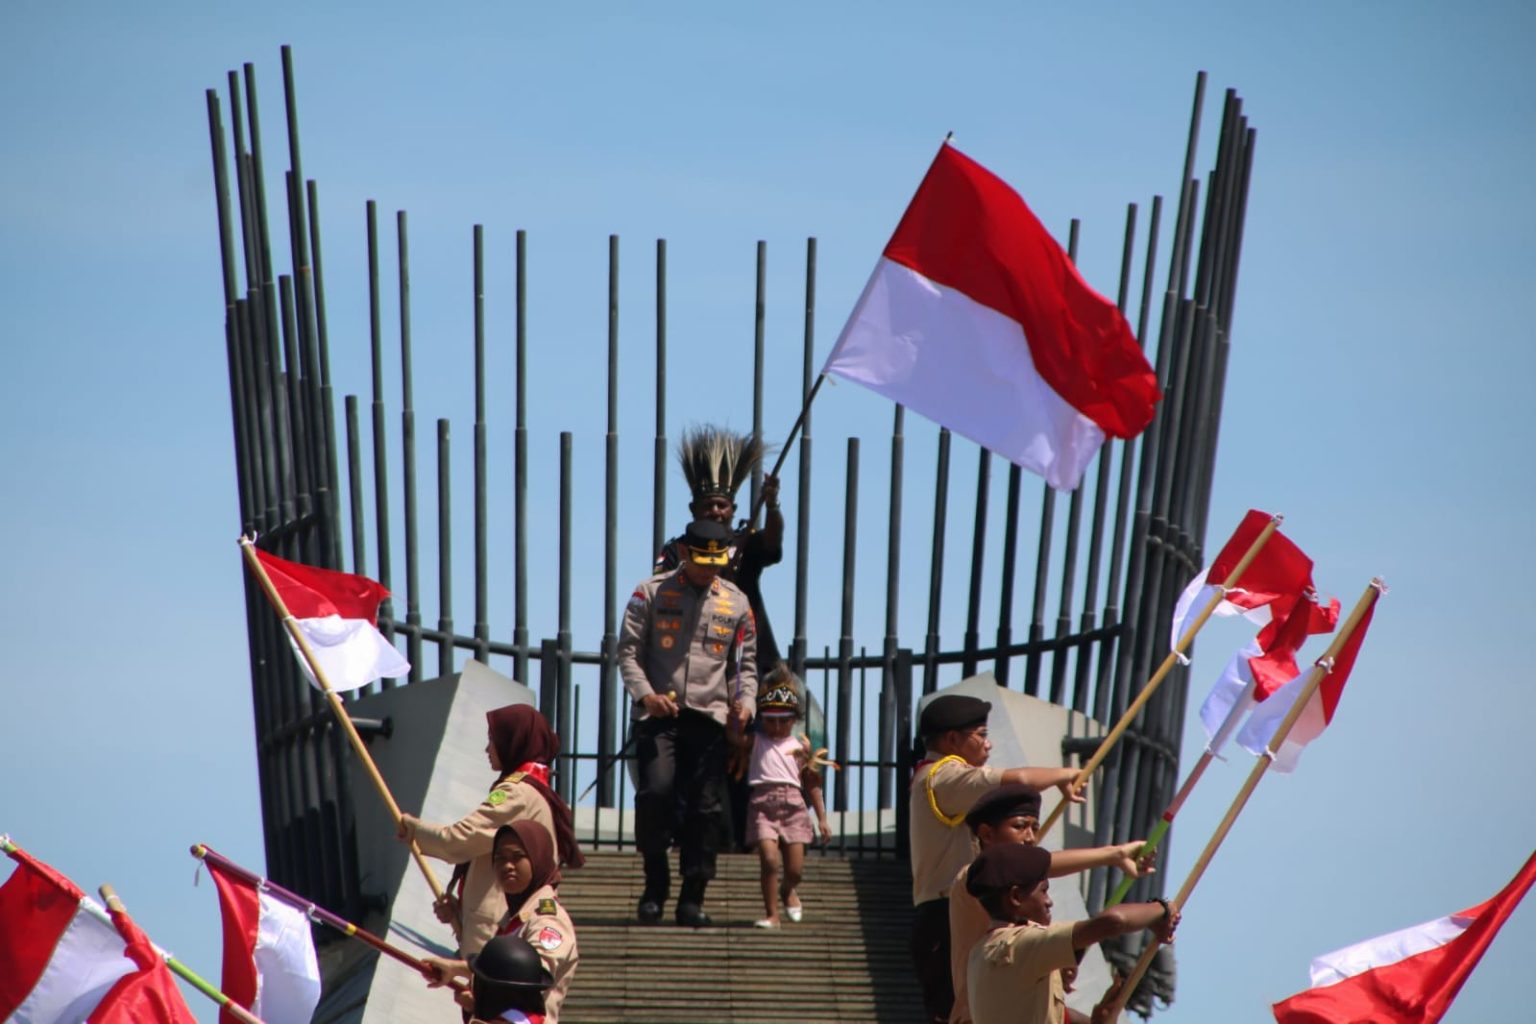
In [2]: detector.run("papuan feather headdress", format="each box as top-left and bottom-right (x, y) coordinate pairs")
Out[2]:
(676, 425), (768, 502)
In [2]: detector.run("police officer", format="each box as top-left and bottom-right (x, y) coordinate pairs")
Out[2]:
(653, 424), (784, 682)
(619, 517), (758, 927)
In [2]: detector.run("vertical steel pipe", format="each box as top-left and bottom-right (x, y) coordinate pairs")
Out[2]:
(879, 405), (904, 809)
(514, 231), (529, 686)
(366, 201), (394, 650)
(473, 226), (489, 661)
(652, 239), (667, 559)
(437, 418), (454, 679)
(791, 239), (816, 677)
(923, 428), (951, 695)
(599, 236), (620, 805)
(751, 241), (766, 511)
(835, 438), (859, 812)
(398, 211), (422, 681)
(962, 450), (989, 676)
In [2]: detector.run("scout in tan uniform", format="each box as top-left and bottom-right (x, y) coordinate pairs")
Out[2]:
(618, 517), (757, 927)
(948, 785), (1155, 1024)
(908, 694), (1080, 1024)
(399, 704), (584, 957)
(964, 844), (1178, 1024)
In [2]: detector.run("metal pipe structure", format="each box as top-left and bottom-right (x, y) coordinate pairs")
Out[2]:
(209, 62), (1254, 990)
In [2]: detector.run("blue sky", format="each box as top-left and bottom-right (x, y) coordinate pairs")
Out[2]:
(2, 2), (1533, 1021)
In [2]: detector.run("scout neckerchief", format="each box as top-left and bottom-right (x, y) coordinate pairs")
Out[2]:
(912, 754), (968, 827)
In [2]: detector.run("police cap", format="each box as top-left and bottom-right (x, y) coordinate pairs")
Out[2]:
(683, 518), (732, 566)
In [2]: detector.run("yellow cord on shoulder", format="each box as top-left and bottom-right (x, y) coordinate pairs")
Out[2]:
(924, 755), (968, 827)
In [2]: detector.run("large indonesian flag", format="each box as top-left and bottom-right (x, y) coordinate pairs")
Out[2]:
(253, 547), (409, 692)
(206, 857), (321, 1024)
(823, 143), (1159, 491)
(1273, 850), (1536, 1023)
(1236, 593), (1378, 772)
(0, 843), (195, 1023)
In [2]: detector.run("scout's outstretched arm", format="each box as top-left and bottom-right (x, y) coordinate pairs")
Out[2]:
(1049, 842), (1155, 880)
(1071, 900), (1179, 950)
(1000, 765), (1085, 805)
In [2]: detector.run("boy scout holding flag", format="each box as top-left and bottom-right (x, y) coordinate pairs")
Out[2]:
(908, 694), (1082, 1023)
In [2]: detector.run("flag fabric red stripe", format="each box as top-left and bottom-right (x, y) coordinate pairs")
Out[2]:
(207, 863), (261, 1024)
(1248, 592), (1341, 700)
(253, 547), (390, 623)
(881, 144), (1158, 439)
(92, 908), (196, 1023)
(1273, 850), (1536, 1024)
(1318, 596), (1375, 723)
(1206, 509), (1314, 611)
(0, 847), (86, 1014)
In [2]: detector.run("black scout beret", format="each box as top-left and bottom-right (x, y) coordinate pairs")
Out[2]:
(966, 843), (1053, 898)
(919, 694), (991, 739)
(964, 783), (1043, 831)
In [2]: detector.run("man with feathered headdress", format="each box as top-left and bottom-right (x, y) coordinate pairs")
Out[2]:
(654, 425), (786, 683)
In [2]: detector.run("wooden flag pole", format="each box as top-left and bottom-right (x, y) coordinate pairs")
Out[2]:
(237, 537), (452, 918)
(1104, 686), (1254, 906)
(96, 882), (267, 1024)
(1103, 579), (1385, 1022)
(1038, 514), (1285, 840)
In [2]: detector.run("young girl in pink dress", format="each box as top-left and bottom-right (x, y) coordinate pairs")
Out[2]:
(745, 680), (832, 929)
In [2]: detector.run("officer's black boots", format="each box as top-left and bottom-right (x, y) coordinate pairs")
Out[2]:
(637, 853), (670, 925)
(675, 877), (711, 928)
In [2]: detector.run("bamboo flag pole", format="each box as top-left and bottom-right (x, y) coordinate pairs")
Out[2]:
(1038, 515), (1284, 840)
(237, 536), (451, 917)
(93, 881), (266, 1024)
(1103, 578), (1385, 1022)
(1104, 687), (1253, 907)
(191, 844), (469, 995)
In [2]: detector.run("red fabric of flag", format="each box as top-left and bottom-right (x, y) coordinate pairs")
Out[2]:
(1273, 850), (1536, 1024)
(0, 846), (87, 1012)
(1248, 592), (1342, 700)
(92, 907), (197, 1023)
(253, 547), (390, 623)
(207, 862), (261, 1024)
(1206, 509), (1315, 610)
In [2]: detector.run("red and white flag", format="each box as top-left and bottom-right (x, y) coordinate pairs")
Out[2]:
(822, 143), (1159, 491)
(1272, 849), (1536, 1023)
(1236, 592), (1378, 772)
(1169, 509), (1317, 647)
(1197, 590), (1340, 755)
(0, 842), (195, 1023)
(206, 858), (321, 1024)
(253, 547), (409, 692)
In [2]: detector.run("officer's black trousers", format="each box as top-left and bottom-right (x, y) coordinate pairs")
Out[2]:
(910, 897), (953, 1024)
(634, 710), (731, 885)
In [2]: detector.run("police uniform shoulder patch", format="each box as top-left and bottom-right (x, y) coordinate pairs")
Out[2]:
(487, 789), (508, 806)
(535, 925), (564, 950)
(537, 897), (558, 916)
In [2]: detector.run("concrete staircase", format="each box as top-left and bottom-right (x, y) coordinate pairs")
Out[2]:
(556, 851), (926, 1024)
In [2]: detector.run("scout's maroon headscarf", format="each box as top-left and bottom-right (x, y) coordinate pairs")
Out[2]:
(493, 821), (560, 918)
(486, 704), (584, 869)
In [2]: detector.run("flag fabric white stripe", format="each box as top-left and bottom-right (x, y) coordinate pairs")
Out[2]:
(1198, 639), (1263, 755)
(7, 898), (136, 1024)
(1308, 912), (1470, 988)
(824, 258), (1106, 491)
(1235, 669), (1328, 772)
(289, 614), (410, 693)
(252, 891), (323, 1021)
(1168, 570), (1272, 650)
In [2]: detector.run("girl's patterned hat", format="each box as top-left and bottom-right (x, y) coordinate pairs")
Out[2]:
(758, 683), (800, 717)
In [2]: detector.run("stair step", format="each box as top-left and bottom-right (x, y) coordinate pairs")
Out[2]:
(554, 851), (923, 1023)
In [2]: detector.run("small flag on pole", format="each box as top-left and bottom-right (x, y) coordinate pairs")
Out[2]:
(1236, 595), (1377, 772)
(206, 858), (322, 1024)
(1170, 509), (1317, 647)
(0, 843), (195, 1023)
(1273, 850), (1536, 1023)
(822, 142), (1159, 491)
(1197, 590), (1340, 753)
(252, 548), (409, 692)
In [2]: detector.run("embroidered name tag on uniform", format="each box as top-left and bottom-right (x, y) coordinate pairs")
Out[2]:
(536, 926), (564, 950)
